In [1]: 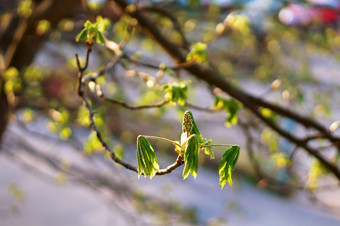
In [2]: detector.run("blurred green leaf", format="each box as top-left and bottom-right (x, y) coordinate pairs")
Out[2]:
(307, 159), (330, 191)
(9, 184), (26, 202)
(162, 81), (190, 105)
(17, 0), (32, 18)
(186, 42), (208, 63)
(76, 28), (87, 42)
(4, 67), (19, 80)
(96, 16), (111, 33)
(96, 31), (106, 45)
(271, 152), (289, 168)
(59, 126), (72, 140)
(23, 65), (43, 82)
(84, 131), (102, 155)
(214, 97), (241, 127)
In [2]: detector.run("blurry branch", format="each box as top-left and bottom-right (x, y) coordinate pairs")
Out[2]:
(76, 44), (185, 176)
(112, 0), (340, 182)
(238, 119), (340, 193)
(122, 53), (195, 71)
(0, 0), (82, 142)
(249, 105), (340, 181)
(137, 6), (190, 50)
(99, 93), (170, 110)
(238, 119), (263, 178)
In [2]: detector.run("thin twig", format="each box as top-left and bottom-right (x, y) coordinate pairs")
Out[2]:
(122, 53), (195, 71)
(76, 43), (184, 176)
(99, 93), (170, 110)
(138, 6), (190, 50)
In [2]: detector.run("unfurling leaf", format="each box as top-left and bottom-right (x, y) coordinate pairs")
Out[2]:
(202, 139), (214, 159)
(214, 97), (241, 127)
(96, 31), (106, 45)
(186, 42), (208, 63)
(76, 18), (109, 45)
(183, 134), (199, 179)
(76, 28), (88, 42)
(219, 145), (240, 189)
(161, 81), (190, 105)
(136, 136), (159, 179)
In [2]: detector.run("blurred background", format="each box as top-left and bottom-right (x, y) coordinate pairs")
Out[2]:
(1, 0), (340, 225)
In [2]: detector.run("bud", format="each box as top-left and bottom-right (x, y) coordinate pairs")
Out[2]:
(182, 111), (193, 134)
(330, 121), (340, 132)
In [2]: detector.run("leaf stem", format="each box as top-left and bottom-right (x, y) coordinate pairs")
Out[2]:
(143, 136), (181, 148)
(201, 144), (235, 147)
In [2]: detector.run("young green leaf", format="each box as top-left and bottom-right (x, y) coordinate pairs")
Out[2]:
(96, 31), (106, 45)
(183, 134), (199, 179)
(214, 97), (241, 127)
(136, 135), (160, 179)
(84, 20), (92, 29)
(219, 145), (240, 189)
(186, 42), (208, 63)
(75, 28), (88, 42)
(161, 81), (189, 105)
(202, 139), (215, 159)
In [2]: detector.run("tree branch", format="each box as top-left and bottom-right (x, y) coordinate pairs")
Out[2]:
(112, 0), (340, 181)
(76, 44), (185, 176)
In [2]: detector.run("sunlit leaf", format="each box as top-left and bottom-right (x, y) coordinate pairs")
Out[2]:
(271, 152), (289, 168)
(22, 109), (35, 123)
(4, 67), (19, 80)
(213, 97), (241, 127)
(59, 127), (72, 140)
(219, 145), (240, 189)
(76, 28), (88, 42)
(96, 16), (111, 33)
(186, 42), (208, 63)
(96, 31), (106, 45)
(36, 20), (51, 35)
(136, 136), (159, 179)
(18, 0), (32, 18)
(202, 139), (214, 159)
(162, 81), (190, 105)
(183, 134), (199, 179)
(84, 131), (102, 155)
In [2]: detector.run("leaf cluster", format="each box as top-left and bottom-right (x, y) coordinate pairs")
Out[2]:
(135, 110), (240, 188)
(161, 81), (190, 105)
(76, 16), (111, 45)
(214, 96), (241, 127)
(186, 42), (208, 63)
